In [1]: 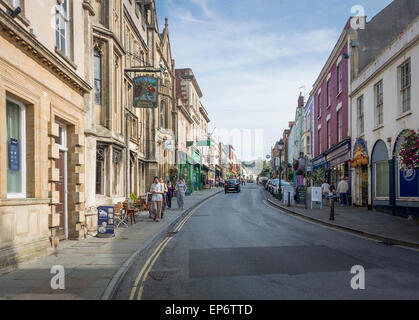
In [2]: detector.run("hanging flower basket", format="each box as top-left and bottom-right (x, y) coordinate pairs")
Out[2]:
(398, 130), (419, 170)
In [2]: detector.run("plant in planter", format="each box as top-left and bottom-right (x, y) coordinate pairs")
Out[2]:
(399, 129), (419, 170)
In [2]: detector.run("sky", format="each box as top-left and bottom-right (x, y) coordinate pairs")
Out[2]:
(155, 0), (394, 161)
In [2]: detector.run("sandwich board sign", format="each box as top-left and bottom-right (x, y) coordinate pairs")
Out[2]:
(311, 187), (322, 209)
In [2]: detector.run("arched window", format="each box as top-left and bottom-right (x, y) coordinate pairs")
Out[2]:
(371, 140), (389, 199)
(93, 47), (102, 105)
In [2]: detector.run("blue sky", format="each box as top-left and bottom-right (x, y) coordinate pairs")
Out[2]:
(155, 0), (393, 160)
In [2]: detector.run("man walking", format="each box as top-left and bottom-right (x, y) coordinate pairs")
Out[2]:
(336, 176), (349, 207)
(150, 177), (164, 222)
(175, 178), (187, 210)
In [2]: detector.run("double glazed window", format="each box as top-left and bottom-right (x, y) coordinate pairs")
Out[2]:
(337, 63), (342, 94)
(6, 99), (26, 198)
(327, 80), (331, 107)
(337, 109), (342, 142)
(375, 81), (383, 126)
(400, 60), (411, 113)
(327, 120), (331, 149)
(55, 0), (71, 57)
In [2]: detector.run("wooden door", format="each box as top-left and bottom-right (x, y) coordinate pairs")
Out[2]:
(55, 150), (66, 239)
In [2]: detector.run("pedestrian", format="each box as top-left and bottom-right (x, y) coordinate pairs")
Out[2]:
(147, 191), (153, 219)
(336, 176), (349, 207)
(175, 178), (187, 210)
(150, 176), (164, 222)
(321, 180), (330, 206)
(167, 181), (174, 209)
(160, 177), (168, 219)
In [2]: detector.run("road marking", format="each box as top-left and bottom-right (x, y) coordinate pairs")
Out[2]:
(129, 192), (222, 300)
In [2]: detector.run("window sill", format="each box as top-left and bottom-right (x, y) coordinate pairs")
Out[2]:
(55, 47), (77, 70)
(336, 91), (342, 98)
(372, 125), (384, 132)
(396, 111), (412, 121)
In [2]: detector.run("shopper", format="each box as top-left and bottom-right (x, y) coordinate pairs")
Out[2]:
(175, 178), (187, 210)
(336, 176), (349, 207)
(167, 181), (174, 209)
(159, 177), (168, 219)
(150, 177), (164, 222)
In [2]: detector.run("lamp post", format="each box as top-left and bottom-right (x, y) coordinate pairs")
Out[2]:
(278, 139), (284, 201)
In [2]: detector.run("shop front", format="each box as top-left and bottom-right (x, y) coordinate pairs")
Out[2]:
(326, 139), (351, 196)
(351, 138), (369, 207)
(191, 148), (202, 192)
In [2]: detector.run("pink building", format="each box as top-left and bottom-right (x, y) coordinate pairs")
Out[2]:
(311, 20), (353, 190)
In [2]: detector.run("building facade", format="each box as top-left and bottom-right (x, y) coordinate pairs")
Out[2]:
(350, 15), (419, 216)
(302, 95), (314, 159)
(0, 0), (92, 270)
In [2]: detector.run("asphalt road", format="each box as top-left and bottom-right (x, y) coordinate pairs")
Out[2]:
(113, 184), (419, 300)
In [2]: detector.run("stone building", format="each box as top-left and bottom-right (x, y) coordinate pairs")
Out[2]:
(175, 68), (208, 192)
(0, 0), (92, 270)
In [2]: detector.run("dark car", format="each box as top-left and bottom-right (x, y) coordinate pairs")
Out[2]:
(225, 179), (241, 193)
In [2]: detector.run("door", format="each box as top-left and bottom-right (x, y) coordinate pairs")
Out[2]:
(55, 151), (66, 239)
(361, 165), (368, 206)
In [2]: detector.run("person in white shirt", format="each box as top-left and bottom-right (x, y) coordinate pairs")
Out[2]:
(321, 181), (330, 205)
(336, 177), (349, 207)
(150, 177), (164, 222)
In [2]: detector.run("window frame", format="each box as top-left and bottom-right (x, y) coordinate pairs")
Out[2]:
(93, 47), (102, 105)
(327, 79), (331, 108)
(55, 0), (71, 57)
(374, 160), (390, 199)
(337, 63), (343, 95)
(374, 81), (383, 127)
(327, 119), (331, 149)
(399, 59), (411, 113)
(6, 97), (26, 199)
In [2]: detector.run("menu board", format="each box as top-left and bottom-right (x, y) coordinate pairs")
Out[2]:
(97, 206), (115, 238)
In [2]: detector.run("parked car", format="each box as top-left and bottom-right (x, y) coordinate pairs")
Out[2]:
(265, 179), (272, 190)
(272, 180), (291, 197)
(225, 179), (241, 193)
(269, 179), (279, 194)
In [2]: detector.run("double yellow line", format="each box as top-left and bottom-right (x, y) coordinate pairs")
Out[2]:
(129, 194), (220, 300)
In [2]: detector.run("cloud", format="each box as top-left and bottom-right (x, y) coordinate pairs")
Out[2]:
(159, 0), (340, 160)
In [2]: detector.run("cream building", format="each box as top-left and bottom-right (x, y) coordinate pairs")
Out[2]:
(0, 0), (92, 271)
(350, 16), (419, 217)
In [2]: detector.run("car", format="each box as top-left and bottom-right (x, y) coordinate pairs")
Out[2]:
(272, 180), (291, 197)
(225, 179), (241, 193)
(265, 179), (273, 191)
(270, 179), (279, 194)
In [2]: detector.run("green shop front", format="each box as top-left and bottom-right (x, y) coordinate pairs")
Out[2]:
(178, 148), (202, 194)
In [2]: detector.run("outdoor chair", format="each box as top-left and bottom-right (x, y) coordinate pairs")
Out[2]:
(115, 203), (128, 228)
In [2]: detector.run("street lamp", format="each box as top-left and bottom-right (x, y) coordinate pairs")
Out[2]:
(278, 139), (284, 200)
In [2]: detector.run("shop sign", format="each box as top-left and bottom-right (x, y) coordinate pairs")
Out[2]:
(97, 206), (115, 238)
(9, 138), (19, 171)
(311, 187), (323, 209)
(197, 140), (211, 147)
(400, 168), (419, 197)
(133, 76), (158, 108)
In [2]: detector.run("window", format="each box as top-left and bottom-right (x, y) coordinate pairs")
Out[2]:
(96, 146), (105, 194)
(306, 136), (310, 155)
(317, 93), (322, 118)
(55, 0), (71, 57)
(375, 160), (389, 198)
(337, 109), (342, 142)
(318, 128), (321, 154)
(160, 101), (166, 128)
(94, 48), (102, 105)
(374, 81), (383, 127)
(357, 95), (364, 135)
(327, 119), (331, 149)
(337, 63), (342, 94)
(6, 98), (26, 198)
(400, 60), (411, 113)
(327, 79), (331, 107)
(10, 0), (20, 7)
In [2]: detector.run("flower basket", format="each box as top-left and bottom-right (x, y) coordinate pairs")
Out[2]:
(398, 130), (419, 170)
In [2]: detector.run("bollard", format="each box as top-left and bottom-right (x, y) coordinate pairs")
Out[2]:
(287, 191), (291, 207)
(329, 196), (335, 221)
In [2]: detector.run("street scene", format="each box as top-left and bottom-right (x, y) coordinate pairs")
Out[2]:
(0, 0), (418, 304)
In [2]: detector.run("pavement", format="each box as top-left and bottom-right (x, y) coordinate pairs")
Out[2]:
(114, 184), (419, 300)
(264, 187), (419, 248)
(0, 187), (222, 300)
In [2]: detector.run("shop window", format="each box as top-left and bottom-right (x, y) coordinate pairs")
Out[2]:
(6, 98), (26, 198)
(375, 160), (389, 198)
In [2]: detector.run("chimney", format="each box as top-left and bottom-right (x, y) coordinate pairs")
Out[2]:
(298, 92), (304, 108)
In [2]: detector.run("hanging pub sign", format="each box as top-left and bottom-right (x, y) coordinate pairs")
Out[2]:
(133, 76), (158, 108)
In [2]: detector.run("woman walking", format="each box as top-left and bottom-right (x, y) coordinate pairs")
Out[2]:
(167, 181), (174, 209)
(175, 178), (187, 210)
(160, 177), (168, 219)
(150, 177), (164, 222)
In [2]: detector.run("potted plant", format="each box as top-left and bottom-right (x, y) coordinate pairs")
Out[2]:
(399, 129), (419, 170)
